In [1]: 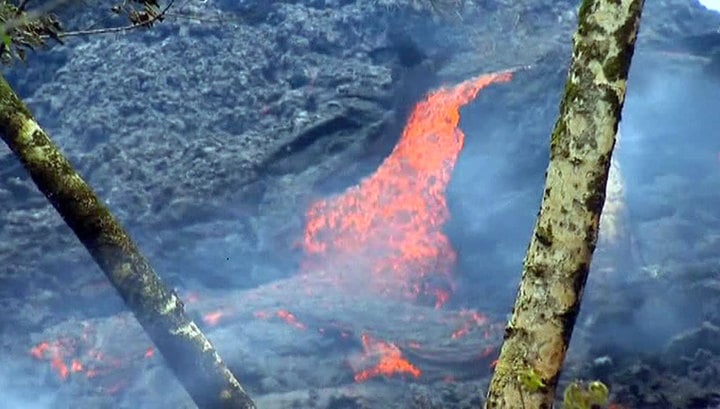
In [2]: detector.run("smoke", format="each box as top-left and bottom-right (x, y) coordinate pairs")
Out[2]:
(578, 55), (720, 353)
(0, 361), (57, 409)
(621, 54), (720, 273)
(446, 72), (558, 311)
(5, 21), (720, 409)
(582, 54), (720, 350)
(445, 51), (720, 356)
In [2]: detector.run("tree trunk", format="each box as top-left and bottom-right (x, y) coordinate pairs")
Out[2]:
(0, 74), (256, 409)
(484, 0), (645, 407)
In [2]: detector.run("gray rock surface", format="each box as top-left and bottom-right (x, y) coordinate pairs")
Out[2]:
(4, 0), (720, 407)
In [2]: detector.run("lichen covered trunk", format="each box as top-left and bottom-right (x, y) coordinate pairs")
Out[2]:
(0, 75), (256, 409)
(484, 0), (645, 407)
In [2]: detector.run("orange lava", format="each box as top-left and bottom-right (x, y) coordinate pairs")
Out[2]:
(70, 359), (83, 372)
(185, 292), (200, 304)
(253, 310), (271, 320)
(30, 340), (72, 380)
(451, 309), (489, 339)
(276, 309), (307, 330)
(300, 71), (513, 306)
(29, 328), (155, 387)
(353, 333), (421, 382)
(27, 71), (514, 393)
(202, 310), (225, 327)
(29, 341), (50, 359)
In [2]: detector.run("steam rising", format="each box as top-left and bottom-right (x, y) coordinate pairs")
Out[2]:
(5, 34), (720, 409)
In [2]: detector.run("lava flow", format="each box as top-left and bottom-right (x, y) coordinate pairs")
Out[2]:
(301, 71), (513, 307)
(29, 323), (155, 392)
(352, 333), (422, 382)
(27, 71), (514, 391)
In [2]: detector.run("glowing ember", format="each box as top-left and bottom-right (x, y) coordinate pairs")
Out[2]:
(276, 309), (307, 330)
(71, 359), (83, 372)
(253, 310), (271, 320)
(185, 292), (200, 304)
(300, 72), (513, 307)
(202, 310), (225, 327)
(451, 309), (489, 339)
(255, 309), (309, 330)
(29, 341), (49, 359)
(30, 337), (156, 383)
(353, 333), (421, 382)
(26, 72), (513, 395)
(30, 340), (74, 380)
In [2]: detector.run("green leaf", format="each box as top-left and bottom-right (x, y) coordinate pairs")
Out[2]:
(1, 32), (11, 49)
(517, 367), (546, 392)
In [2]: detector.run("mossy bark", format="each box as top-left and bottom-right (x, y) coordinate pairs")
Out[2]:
(484, 0), (644, 408)
(0, 74), (256, 409)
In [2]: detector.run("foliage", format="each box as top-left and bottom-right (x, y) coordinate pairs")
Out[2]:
(0, 0), (166, 64)
(516, 366), (612, 409)
(0, 1), (62, 63)
(562, 380), (610, 409)
(517, 367), (546, 393)
(111, 0), (165, 27)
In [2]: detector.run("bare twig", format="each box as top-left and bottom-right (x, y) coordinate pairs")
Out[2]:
(48, 0), (175, 38)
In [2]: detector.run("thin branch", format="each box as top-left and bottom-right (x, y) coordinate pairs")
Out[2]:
(16, 0), (31, 14)
(2, 0), (69, 31)
(163, 11), (239, 25)
(39, 0), (175, 39)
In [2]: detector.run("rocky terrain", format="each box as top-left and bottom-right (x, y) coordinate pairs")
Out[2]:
(3, 0), (720, 408)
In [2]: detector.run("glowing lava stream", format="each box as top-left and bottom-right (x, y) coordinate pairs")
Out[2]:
(28, 71), (514, 387)
(353, 333), (422, 382)
(301, 71), (513, 308)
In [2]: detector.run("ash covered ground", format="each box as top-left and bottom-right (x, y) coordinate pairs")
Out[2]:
(2, 0), (720, 408)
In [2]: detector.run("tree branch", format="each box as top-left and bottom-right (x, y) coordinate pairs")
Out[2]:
(48, 0), (176, 39)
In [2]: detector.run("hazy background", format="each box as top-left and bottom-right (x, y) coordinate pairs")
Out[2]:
(2, 0), (720, 407)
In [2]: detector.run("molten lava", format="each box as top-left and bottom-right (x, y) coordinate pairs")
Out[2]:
(29, 322), (155, 387)
(300, 72), (513, 307)
(276, 309), (307, 330)
(202, 310), (225, 327)
(353, 333), (422, 382)
(451, 309), (490, 340)
(27, 71), (514, 393)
